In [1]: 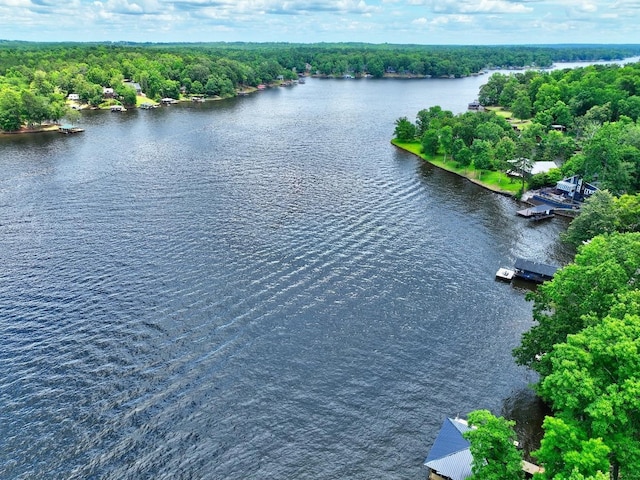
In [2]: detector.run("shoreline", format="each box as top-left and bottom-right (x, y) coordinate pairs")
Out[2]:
(0, 124), (60, 135)
(391, 139), (519, 198)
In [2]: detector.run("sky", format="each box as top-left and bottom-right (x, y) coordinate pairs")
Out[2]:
(1, 0), (639, 45)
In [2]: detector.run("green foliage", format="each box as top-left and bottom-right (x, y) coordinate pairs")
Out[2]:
(528, 168), (563, 190)
(512, 92), (533, 120)
(463, 410), (524, 480)
(533, 416), (610, 480)
(471, 139), (494, 171)
(513, 232), (640, 379)
(539, 313), (640, 479)
(562, 190), (618, 246)
(394, 117), (416, 141)
(421, 129), (440, 156)
(563, 191), (640, 246)
(0, 88), (23, 131)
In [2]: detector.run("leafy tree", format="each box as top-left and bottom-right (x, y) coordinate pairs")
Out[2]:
(615, 193), (640, 232)
(116, 84), (137, 106)
(21, 90), (50, 126)
(440, 125), (453, 161)
(499, 76), (523, 109)
(463, 410), (524, 480)
(456, 146), (472, 168)
(534, 82), (562, 113)
(533, 416), (610, 480)
(513, 232), (640, 379)
(539, 313), (640, 480)
(366, 57), (384, 78)
(562, 190), (617, 246)
(476, 122), (505, 144)
(512, 91), (533, 120)
(393, 117), (416, 141)
(479, 73), (508, 106)
(494, 136), (516, 166)
(0, 87), (22, 131)
(549, 100), (573, 128)
(421, 129), (440, 156)
(471, 139), (493, 172)
(540, 130), (575, 163)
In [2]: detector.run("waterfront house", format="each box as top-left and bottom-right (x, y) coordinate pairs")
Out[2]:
(67, 93), (80, 101)
(123, 81), (142, 95)
(555, 175), (598, 200)
(103, 87), (114, 98)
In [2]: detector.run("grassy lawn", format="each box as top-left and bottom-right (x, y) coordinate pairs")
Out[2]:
(136, 95), (158, 106)
(392, 139), (523, 196)
(485, 106), (533, 129)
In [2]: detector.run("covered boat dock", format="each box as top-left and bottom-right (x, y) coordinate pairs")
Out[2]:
(514, 258), (558, 283)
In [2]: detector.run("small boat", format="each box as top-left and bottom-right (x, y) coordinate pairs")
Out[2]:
(110, 105), (126, 112)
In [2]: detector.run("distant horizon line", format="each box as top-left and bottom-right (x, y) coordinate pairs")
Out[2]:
(1, 39), (640, 48)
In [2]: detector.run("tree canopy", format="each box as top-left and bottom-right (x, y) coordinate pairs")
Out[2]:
(513, 232), (640, 379)
(463, 410), (524, 480)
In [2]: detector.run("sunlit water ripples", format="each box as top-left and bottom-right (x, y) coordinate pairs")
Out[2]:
(0, 77), (573, 479)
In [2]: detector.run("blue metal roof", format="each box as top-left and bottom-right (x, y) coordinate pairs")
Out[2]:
(424, 418), (473, 480)
(426, 450), (473, 480)
(425, 418), (471, 462)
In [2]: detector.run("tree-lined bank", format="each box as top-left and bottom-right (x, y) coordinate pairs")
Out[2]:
(2, 42), (640, 131)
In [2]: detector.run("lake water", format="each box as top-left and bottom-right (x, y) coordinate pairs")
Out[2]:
(0, 70), (581, 479)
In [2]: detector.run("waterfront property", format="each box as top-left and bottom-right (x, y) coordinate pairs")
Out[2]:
(514, 258), (558, 283)
(425, 418), (473, 480)
(425, 417), (544, 480)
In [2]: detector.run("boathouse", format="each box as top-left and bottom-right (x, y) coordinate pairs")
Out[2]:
(425, 417), (544, 480)
(424, 418), (473, 480)
(514, 258), (558, 283)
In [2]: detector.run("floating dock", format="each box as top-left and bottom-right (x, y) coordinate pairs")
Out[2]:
(495, 267), (515, 281)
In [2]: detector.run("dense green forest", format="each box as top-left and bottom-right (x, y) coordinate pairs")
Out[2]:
(1, 42), (640, 131)
(393, 54), (640, 478)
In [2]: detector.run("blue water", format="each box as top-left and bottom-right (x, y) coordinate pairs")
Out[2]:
(0, 76), (573, 479)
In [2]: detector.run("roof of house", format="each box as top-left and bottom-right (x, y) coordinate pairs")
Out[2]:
(530, 161), (557, 175)
(424, 418), (473, 480)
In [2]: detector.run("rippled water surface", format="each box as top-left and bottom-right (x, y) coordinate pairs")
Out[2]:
(0, 76), (574, 479)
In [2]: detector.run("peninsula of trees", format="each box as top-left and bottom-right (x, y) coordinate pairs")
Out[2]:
(2, 42), (640, 132)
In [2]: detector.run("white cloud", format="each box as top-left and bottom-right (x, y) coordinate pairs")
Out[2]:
(431, 0), (533, 14)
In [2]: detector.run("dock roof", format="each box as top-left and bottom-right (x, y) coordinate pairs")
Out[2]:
(424, 418), (473, 480)
(514, 258), (558, 278)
